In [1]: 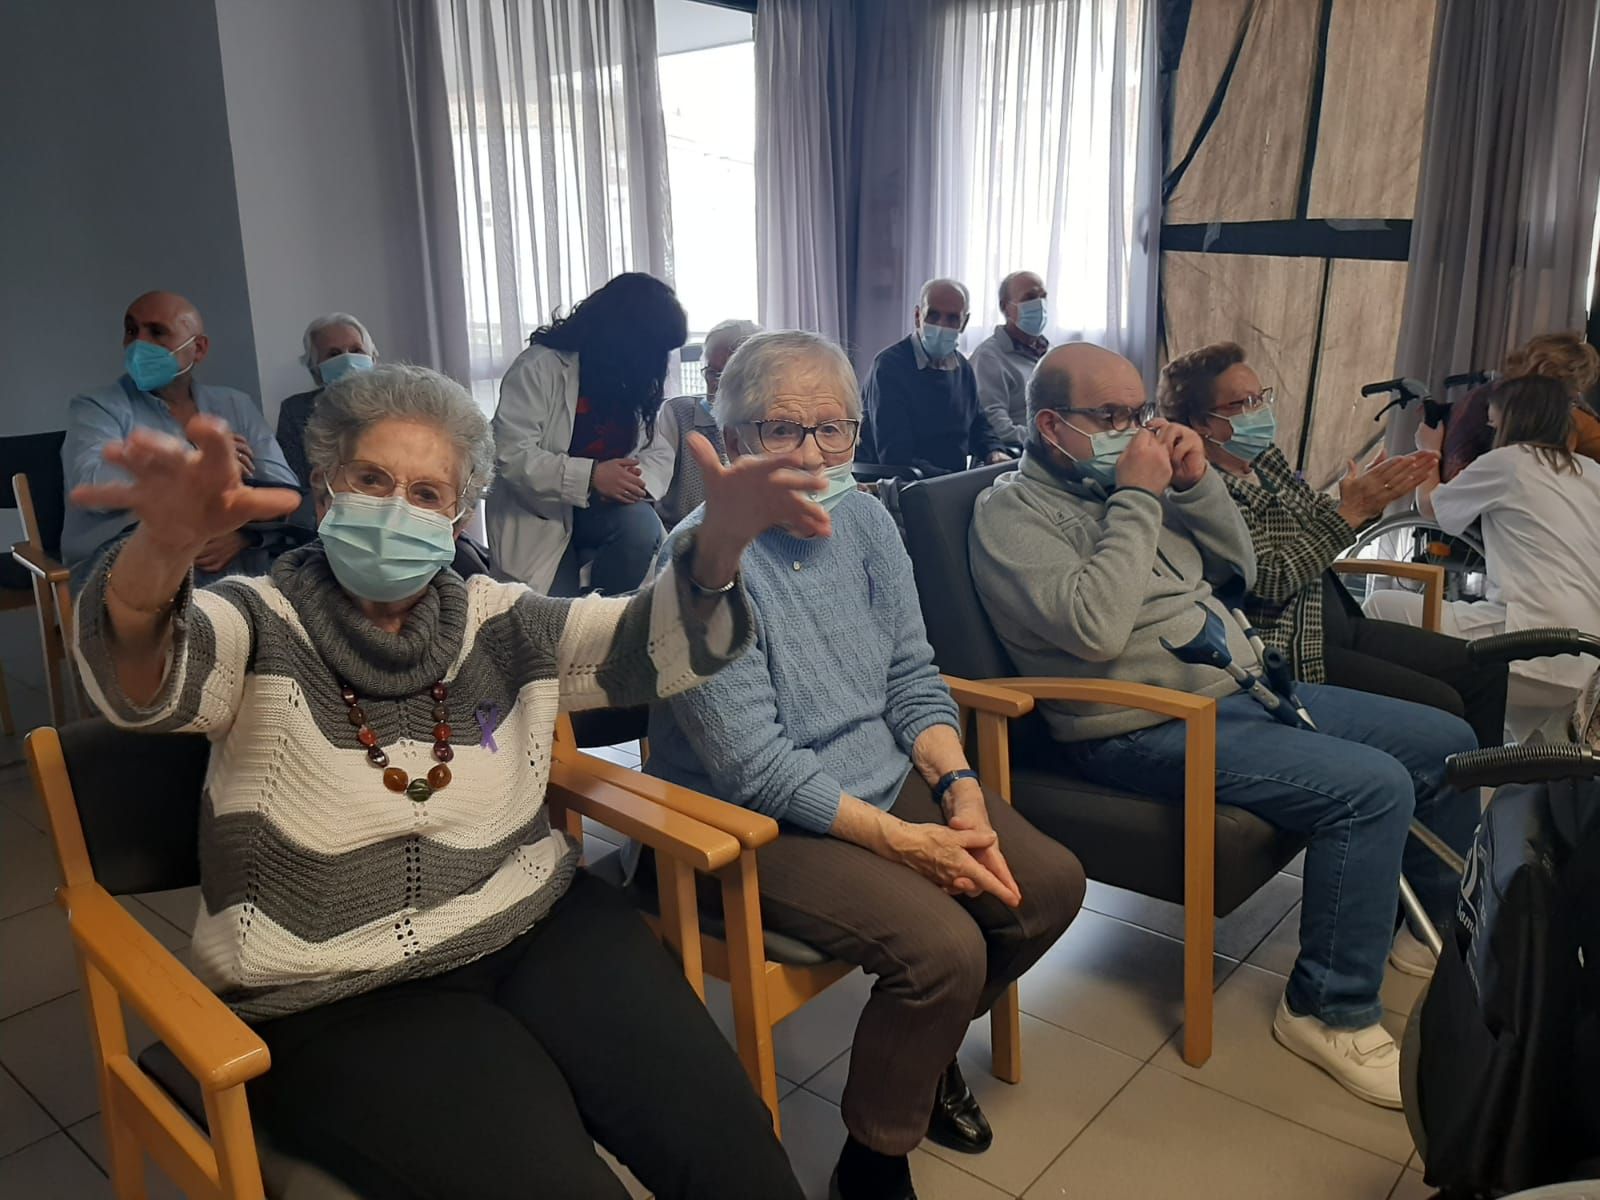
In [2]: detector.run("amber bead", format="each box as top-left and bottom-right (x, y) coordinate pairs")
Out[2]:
(406, 778), (433, 803)
(427, 764), (452, 790)
(347, 706), (365, 726)
(433, 742), (454, 763)
(432, 703), (448, 721)
(382, 768), (408, 793)
(340, 686), (357, 705)
(368, 747), (389, 766)
(431, 682), (448, 702)
(357, 727), (378, 747)
(432, 723), (452, 742)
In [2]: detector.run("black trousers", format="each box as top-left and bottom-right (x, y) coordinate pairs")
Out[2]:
(247, 873), (802, 1200)
(1320, 576), (1509, 749)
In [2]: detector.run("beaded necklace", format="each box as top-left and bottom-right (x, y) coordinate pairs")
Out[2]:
(340, 680), (455, 802)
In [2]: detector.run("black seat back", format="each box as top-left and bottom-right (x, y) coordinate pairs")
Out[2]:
(899, 462), (1018, 682)
(58, 720), (209, 895)
(1, 430), (67, 588)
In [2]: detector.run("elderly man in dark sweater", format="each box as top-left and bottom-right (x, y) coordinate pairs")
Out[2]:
(862, 278), (1008, 476)
(969, 342), (1480, 1113)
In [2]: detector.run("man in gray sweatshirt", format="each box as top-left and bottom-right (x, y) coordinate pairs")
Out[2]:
(970, 343), (1479, 1111)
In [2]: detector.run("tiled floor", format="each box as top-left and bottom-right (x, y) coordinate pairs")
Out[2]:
(0, 740), (1435, 1199)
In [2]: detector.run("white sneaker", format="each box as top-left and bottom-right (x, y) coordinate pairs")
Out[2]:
(1272, 996), (1403, 1109)
(1389, 925), (1439, 979)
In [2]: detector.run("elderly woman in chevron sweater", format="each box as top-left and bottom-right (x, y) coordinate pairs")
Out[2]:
(69, 363), (814, 1200)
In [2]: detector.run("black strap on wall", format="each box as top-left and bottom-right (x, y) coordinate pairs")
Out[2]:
(1162, 0), (1260, 203)
(1295, 263), (1335, 474)
(1294, 0), (1338, 221)
(1160, 219), (1412, 261)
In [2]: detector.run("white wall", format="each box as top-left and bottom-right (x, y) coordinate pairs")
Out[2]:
(0, 0), (260, 434)
(214, 0), (432, 423)
(656, 0), (752, 55)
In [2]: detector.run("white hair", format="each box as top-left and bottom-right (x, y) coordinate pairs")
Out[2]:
(702, 318), (762, 362)
(918, 277), (970, 313)
(301, 313), (378, 379)
(713, 330), (861, 430)
(303, 364), (494, 513)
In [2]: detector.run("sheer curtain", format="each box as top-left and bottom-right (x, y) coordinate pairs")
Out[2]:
(758, 0), (1158, 377)
(434, 0), (674, 404)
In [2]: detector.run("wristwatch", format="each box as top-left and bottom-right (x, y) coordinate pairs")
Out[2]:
(932, 768), (980, 804)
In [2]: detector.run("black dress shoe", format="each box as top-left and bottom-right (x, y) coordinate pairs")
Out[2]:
(925, 1060), (993, 1154)
(828, 1167), (918, 1200)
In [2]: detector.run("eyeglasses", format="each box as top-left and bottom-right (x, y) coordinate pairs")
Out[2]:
(332, 461), (467, 518)
(703, 365), (723, 385)
(1054, 403), (1158, 433)
(1213, 387), (1275, 418)
(743, 418), (861, 455)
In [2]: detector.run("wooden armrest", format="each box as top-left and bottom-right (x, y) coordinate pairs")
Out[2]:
(993, 677), (1216, 722)
(11, 541), (69, 584)
(942, 675), (1033, 718)
(58, 883), (269, 1091)
(558, 749), (782, 850)
(1331, 559), (1444, 632)
(546, 759), (743, 871)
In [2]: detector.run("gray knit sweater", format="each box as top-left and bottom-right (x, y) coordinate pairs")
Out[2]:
(74, 538), (751, 1020)
(969, 451), (1258, 742)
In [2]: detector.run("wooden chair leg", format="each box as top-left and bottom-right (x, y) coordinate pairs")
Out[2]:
(82, 967), (149, 1199)
(0, 659), (14, 737)
(656, 855), (705, 1001)
(30, 576), (67, 727)
(989, 981), (1022, 1084)
(1181, 708), (1218, 1067)
(203, 1084), (267, 1200)
(720, 852), (782, 1134)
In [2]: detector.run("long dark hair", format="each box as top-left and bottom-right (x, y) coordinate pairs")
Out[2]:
(1487, 375), (1579, 474)
(530, 272), (687, 440)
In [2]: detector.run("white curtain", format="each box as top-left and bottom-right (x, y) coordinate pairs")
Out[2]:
(758, 0), (1158, 378)
(435, 0), (675, 402)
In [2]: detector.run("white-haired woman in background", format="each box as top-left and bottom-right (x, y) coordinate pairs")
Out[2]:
(69, 362), (820, 1199)
(276, 312), (379, 488)
(644, 330), (1085, 1200)
(655, 318), (762, 529)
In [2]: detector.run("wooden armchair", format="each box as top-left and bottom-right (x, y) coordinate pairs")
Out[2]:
(28, 720), (746, 1200)
(1328, 559), (1446, 633)
(552, 674), (1038, 1134)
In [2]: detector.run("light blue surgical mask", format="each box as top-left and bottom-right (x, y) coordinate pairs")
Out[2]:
(808, 461), (857, 514)
(1044, 424), (1138, 489)
(319, 491), (456, 603)
(1014, 298), (1047, 338)
(920, 323), (960, 361)
(1216, 407), (1277, 463)
(318, 352), (374, 387)
(125, 336), (196, 393)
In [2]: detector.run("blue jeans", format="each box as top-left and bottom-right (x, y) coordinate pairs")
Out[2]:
(550, 499), (664, 597)
(1067, 683), (1480, 1028)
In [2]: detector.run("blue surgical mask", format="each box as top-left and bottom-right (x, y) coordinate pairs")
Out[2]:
(125, 336), (196, 393)
(1044, 424), (1138, 489)
(318, 352), (374, 387)
(920, 323), (960, 360)
(319, 491), (457, 603)
(1217, 407), (1277, 463)
(1015, 298), (1047, 337)
(808, 461), (857, 514)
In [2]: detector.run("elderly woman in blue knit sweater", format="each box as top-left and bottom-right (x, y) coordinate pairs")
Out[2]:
(646, 330), (1085, 1200)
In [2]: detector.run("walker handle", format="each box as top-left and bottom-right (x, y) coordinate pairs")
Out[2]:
(1445, 743), (1599, 788)
(1463, 628), (1600, 666)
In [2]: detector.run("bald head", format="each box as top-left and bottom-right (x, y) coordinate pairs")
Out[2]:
(1027, 343), (1142, 424)
(123, 291), (209, 383)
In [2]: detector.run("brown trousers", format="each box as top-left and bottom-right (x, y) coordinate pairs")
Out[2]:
(743, 772), (1085, 1155)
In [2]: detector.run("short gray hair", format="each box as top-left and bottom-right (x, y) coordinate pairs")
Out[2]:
(304, 364), (494, 514)
(713, 330), (861, 430)
(301, 313), (378, 376)
(997, 271), (1026, 312)
(1026, 358), (1072, 426)
(703, 318), (761, 362)
(919, 277), (969, 313)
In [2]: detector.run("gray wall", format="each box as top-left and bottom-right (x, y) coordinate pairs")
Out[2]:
(215, 0), (432, 423)
(0, 0), (259, 435)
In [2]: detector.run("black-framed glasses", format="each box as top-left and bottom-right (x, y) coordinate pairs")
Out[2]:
(332, 461), (468, 519)
(1054, 403), (1158, 433)
(1213, 387), (1275, 418)
(744, 418), (861, 455)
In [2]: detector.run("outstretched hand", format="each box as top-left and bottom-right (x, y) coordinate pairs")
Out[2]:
(71, 415), (300, 559)
(688, 433), (827, 588)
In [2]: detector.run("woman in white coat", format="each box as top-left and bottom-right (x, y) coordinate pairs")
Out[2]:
(1367, 375), (1600, 741)
(487, 273), (687, 595)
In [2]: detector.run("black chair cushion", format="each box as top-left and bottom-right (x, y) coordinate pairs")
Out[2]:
(568, 707), (649, 750)
(59, 720), (210, 896)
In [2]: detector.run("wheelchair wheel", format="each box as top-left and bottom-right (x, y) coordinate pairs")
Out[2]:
(1341, 512), (1488, 604)
(1400, 974), (1429, 1167)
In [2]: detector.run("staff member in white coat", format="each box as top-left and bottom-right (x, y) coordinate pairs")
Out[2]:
(1368, 374), (1600, 741)
(488, 273), (687, 595)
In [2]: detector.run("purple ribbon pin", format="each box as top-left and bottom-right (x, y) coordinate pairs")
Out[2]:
(476, 701), (500, 752)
